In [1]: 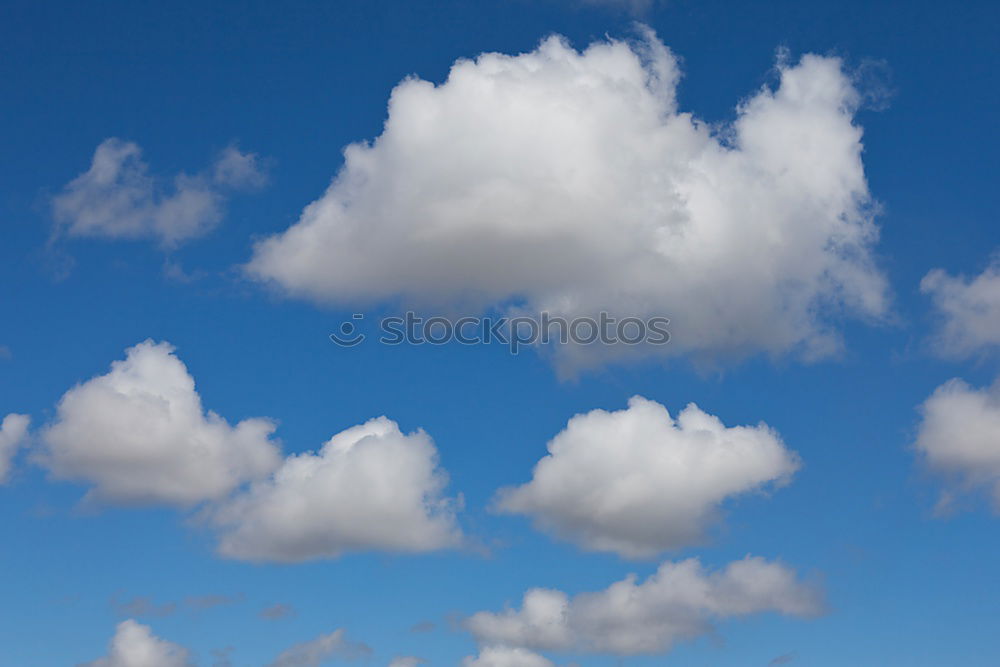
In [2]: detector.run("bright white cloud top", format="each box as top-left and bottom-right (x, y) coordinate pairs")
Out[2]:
(462, 646), (555, 667)
(922, 254), (1000, 357)
(915, 376), (1000, 511)
(210, 416), (463, 562)
(495, 396), (799, 557)
(464, 556), (822, 657)
(53, 139), (266, 247)
(83, 620), (191, 667)
(248, 29), (887, 365)
(0, 413), (30, 483)
(38, 340), (282, 506)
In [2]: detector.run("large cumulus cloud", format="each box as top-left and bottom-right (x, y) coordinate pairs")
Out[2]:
(247, 29), (887, 367)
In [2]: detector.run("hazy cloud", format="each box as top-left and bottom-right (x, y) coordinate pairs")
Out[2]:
(260, 603), (296, 620)
(53, 139), (266, 247)
(465, 556), (823, 656)
(267, 629), (371, 667)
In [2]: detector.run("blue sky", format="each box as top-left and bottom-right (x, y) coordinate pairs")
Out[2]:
(1, 1), (1000, 665)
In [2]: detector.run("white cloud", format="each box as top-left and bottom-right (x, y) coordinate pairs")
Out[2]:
(465, 556), (822, 657)
(495, 396), (798, 557)
(915, 376), (1000, 510)
(53, 139), (266, 247)
(209, 416), (463, 562)
(247, 28), (887, 368)
(267, 629), (371, 667)
(922, 255), (1000, 357)
(0, 413), (30, 483)
(83, 619), (192, 667)
(38, 340), (282, 506)
(461, 646), (554, 667)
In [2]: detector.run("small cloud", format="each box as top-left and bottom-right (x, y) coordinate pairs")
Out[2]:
(83, 620), (190, 667)
(185, 593), (245, 611)
(212, 646), (236, 667)
(51, 139), (267, 249)
(410, 620), (435, 634)
(163, 259), (207, 284)
(213, 145), (269, 189)
(389, 658), (426, 667)
(260, 603), (296, 620)
(770, 652), (797, 666)
(111, 595), (177, 618)
(112, 592), (244, 618)
(267, 629), (371, 667)
(0, 345), (11, 360)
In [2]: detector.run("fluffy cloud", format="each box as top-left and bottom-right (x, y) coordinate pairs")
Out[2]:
(38, 340), (282, 506)
(465, 556), (822, 657)
(247, 29), (886, 367)
(209, 417), (462, 562)
(915, 376), (1000, 510)
(461, 646), (554, 667)
(0, 413), (30, 483)
(53, 139), (266, 247)
(495, 396), (798, 557)
(83, 619), (192, 667)
(922, 255), (1000, 357)
(267, 629), (371, 667)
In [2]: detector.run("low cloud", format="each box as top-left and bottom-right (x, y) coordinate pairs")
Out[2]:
(922, 254), (1000, 358)
(259, 603), (296, 620)
(388, 658), (426, 667)
(82, 619), (192, 667)
(461, 646), (554, 667)
(37, 340), (282, 506)
(209, 416), (463, 562)
(495, 396), (798, 557)
(267, 629), (371, 667)
(915, 376), (1000, 511)
(0, 413), (30, 484)
(247, 28), (887, 370)
(465, 556), (823, 657)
